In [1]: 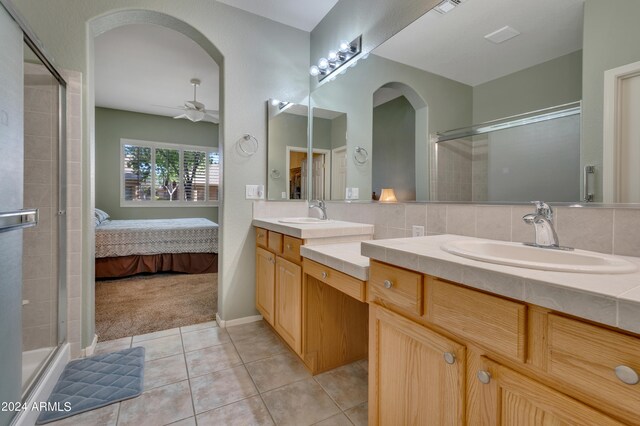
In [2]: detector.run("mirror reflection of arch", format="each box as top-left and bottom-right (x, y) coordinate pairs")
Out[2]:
(310, 52), (470, 202)
(372, 82), (428, 202)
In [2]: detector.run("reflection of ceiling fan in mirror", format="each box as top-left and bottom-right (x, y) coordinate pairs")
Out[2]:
(158, 78), (219, 123)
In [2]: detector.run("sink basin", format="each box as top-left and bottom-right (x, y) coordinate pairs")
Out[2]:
(441, 240), (637, 274)
(278, 217), (333, 224)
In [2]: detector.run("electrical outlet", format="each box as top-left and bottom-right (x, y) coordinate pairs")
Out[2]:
(281, 192), (287, 199)
(412, 225), (425, 237)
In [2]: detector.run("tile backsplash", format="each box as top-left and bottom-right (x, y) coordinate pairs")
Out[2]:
(323, 202), (640, 258)
(253, 200), (640, 258)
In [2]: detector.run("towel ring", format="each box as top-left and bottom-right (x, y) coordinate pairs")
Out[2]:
(238, 134), (258, 156)
(270, 169), (281, 179)
(353, 146), (368, 165)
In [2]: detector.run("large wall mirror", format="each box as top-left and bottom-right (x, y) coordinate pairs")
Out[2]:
(267, 98), (347, 201)
(309, 0), (640, 204)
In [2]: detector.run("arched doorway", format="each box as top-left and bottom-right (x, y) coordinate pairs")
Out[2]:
(87, 10), (224, 344)
(371, 82), (428, 201)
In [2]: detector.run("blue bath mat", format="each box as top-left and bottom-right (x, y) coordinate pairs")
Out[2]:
(36, 346), (145, 424)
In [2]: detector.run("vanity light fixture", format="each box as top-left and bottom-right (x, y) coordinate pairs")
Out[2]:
(310, 35), (362, 82)
(379, 188), (398, 203)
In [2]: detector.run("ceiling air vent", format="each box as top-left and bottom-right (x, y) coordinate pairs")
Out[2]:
(433, 0), (466, 15)
(484, 26), (521, 44)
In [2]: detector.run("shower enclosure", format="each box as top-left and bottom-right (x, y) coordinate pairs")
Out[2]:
(0, 2), (67, 425)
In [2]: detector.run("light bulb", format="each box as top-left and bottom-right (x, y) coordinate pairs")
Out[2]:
(318, 58), (329, 70)
(339, 40), (351, 53)
(309, 65), (320, 76)
(328, 50), (338, 62)
(361, 52), (370, 60)
(271, 99), (280, 106)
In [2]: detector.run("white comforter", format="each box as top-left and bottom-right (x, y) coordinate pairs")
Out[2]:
(95, 218), (218, 258)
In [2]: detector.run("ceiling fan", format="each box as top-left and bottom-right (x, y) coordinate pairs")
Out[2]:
(165, 78), (219, 123)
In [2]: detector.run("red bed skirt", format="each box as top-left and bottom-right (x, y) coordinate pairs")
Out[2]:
(95, 253), (218, 279)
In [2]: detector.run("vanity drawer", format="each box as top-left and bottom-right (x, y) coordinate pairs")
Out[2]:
(368, 260), (423, 316)
(546, 314), (640, 422)
(304, 259), (366, 302)
(282, 236), (303, 264)
(256, 228), (268, 248)
(425, 277), (527, 362)
(268, 231), (283, 254)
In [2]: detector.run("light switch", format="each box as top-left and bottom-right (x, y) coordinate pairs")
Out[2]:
(246, 184), (264, 200)
(346, 187), (359, 200)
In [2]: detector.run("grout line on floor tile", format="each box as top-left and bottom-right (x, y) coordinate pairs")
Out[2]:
(115, 402), (122, 426)
(227, 326), (278, 426)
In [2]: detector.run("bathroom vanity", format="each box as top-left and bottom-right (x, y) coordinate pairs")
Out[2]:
(252, 218), (372, 374)
(363, 235), (640, 425)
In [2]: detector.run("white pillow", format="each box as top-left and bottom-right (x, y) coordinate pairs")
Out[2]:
(95, 208), (110, 224)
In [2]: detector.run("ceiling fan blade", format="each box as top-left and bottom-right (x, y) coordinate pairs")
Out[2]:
(152, 104), (186, 111)
(204, 113), (219, 124)
(205, 109), (219, 114)
(173, 113), (192, 121)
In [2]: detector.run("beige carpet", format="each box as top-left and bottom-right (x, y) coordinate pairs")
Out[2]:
(96, 273), (217, 341)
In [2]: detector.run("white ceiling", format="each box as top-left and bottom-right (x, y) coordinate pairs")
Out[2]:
(95, 24), (219, 118)
(374, 0), (585, 86)
(218, 0), (339, 31)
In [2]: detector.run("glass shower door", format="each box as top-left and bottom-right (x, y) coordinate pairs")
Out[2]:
(21, 41), (64, 396)
(0, 5), (26, 426)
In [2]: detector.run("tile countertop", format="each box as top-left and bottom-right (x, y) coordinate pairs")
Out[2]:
(300, 242), (370, 281)
(361, 234), (640, 335)
(252, 218), (374, 240)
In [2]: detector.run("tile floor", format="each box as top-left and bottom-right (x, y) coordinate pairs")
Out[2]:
(48, 320), (368, 426)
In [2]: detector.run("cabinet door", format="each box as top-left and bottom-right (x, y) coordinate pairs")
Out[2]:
(275, 256), (302, 355)
(256, 247), (275, 326)
(476, 358), (625, 426)
(369, 304), (466, 425)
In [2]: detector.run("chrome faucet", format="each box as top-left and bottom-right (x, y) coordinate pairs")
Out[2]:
(309, 200), (328, 220)
(522, 201), (572, 250)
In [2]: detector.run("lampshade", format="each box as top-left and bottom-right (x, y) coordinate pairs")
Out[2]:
(379, 188), (397, 202)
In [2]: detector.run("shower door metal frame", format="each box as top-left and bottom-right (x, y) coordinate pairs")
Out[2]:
(1, 0), (69, 401)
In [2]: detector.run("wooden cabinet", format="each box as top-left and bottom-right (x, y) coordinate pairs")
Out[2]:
(254, 228), (303, 356)
(255, 246), (276, 326)
(475, 358), (624, 425)
(274, 256), (302, 355)
(303, 258), (368, 374)
(369, 304), (465, 425)
(369, 260), (640, 426)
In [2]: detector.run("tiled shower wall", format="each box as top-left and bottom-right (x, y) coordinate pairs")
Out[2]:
(324, 201), (640, 258)
(22, 62), (59, 351)
(21, 64), (83, 358)
(64, 69), (83, 358)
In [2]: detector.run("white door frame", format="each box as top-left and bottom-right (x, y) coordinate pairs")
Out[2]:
(603, 60), (640, 203)
(285, 146), (331, 199)
(331, 146), (347, 200)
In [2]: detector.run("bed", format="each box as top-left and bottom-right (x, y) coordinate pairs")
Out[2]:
(95, 212), (218, 279)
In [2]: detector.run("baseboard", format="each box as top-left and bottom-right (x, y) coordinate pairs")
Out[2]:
(216, 313), (263, 328)
(12, 343), (70, 426)
(83, 334), (98, 357)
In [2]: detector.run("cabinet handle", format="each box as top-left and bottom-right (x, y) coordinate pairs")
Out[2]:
(615, 365), (639, 385)
(383, 280), (393, 289)
(477, 370), (491, 384)
(286, 244), (292, 250)
(443, 352), (456, 365)
(269, 257), (275, 264)
(321, 271), (328, 279)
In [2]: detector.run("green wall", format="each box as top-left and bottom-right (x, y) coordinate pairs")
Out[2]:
(373, 96), (416, 201)
(473, 50), (583, 124)
(582, 0), (640, 201)
(95, 107), (219, 222)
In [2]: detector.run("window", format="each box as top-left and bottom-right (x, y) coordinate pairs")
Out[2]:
(121, 139), (219, 206)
